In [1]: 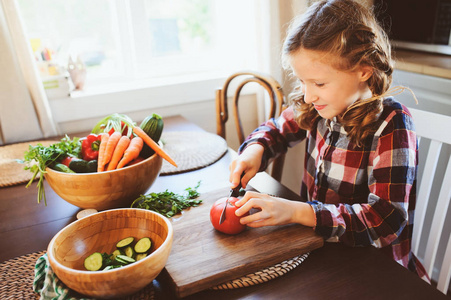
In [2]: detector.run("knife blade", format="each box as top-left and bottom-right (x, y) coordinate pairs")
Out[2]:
(219, 173), (244, 224)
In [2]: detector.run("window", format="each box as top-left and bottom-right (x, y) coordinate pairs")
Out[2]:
(17, 0), (258, 91)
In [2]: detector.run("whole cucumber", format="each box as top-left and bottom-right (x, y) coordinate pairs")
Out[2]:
(69, 159), (97, 173)
(139, 113), (164, 158)
(51, 163), (75, 173)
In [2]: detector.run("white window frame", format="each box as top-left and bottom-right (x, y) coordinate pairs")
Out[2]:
(46, 0), (262, 132)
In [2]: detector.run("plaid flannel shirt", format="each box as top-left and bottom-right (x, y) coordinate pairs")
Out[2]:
(239, 97), (429, 281)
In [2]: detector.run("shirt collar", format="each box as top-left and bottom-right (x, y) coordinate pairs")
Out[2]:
(326, 117), (339, 130)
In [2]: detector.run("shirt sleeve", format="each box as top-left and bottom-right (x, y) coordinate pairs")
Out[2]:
(308, 109), (417, 248)
(238, 106), (307, 172)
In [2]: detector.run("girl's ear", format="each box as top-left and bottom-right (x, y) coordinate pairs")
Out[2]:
(358, 65), (373, 82)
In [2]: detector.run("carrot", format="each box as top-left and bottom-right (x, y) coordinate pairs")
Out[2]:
(132, 126), (177, 167)
(117, 136), (144, 169)
(101, 131), (122, 168)
(97, 133), (110, 172)
(106, 135), (130, 171)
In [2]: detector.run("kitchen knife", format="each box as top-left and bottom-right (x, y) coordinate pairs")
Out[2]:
(219, 174), (244, 224)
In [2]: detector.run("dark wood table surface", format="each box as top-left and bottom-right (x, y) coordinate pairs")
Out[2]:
(0, 115), (447, 299)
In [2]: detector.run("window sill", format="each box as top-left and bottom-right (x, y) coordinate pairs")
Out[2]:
(48, 71), (229, 124)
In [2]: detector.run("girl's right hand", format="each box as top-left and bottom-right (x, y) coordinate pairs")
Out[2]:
(229, 143), (264, 189)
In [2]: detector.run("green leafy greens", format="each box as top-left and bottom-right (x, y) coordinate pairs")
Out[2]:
(19, 136), (81, 205)
(131, 181), (202, 217)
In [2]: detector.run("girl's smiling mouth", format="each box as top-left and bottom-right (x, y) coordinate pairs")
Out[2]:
(314, 104), (327, 111)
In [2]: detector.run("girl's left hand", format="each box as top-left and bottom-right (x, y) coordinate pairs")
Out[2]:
(234, 191), (316, 228)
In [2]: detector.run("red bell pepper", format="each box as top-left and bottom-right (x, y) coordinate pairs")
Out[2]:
(81, 134), (101, 161)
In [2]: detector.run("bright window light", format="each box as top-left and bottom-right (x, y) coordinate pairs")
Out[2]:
(17, 0), (258, 89)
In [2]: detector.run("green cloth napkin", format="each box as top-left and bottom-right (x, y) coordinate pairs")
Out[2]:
(33, 254), (92, 300)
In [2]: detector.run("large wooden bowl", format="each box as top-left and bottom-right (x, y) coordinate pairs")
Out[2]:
(47, 208), (173, 299)
(44, 152), (162, 210)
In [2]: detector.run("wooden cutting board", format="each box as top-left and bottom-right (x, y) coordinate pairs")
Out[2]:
(163, 186), (324, 298)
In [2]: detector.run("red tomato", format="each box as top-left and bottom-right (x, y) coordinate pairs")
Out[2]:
(210, 197), (248, 235)
(60, 156), (75, 167)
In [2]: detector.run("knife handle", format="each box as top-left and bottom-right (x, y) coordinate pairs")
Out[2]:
(231, 172), (245, 197)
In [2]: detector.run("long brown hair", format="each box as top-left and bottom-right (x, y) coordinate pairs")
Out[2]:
(282, 0), (393, 147)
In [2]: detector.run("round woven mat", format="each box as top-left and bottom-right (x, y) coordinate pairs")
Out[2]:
(0, 140), (60, 188)
(211, 252), (310, 290)
(160, 131), (228, 175)
(0, 250), (155, 300)
(0, 251), (42, 300)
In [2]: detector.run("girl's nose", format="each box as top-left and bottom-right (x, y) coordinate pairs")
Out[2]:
(303, 86), (317, 104)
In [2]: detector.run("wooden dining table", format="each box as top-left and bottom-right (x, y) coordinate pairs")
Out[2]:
(0, 115), (448, 299)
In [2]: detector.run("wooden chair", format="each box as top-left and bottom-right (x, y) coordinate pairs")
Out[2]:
(409, 107), (451, 294)
(215, 71), (286, 181)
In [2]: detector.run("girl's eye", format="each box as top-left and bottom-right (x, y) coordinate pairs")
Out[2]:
(315, 83), (325, 87)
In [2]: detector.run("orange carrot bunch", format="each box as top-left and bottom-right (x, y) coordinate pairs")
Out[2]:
(96, 133), (143, 171)
(117, 136), (143, 169)
(93, 113), (177, 171)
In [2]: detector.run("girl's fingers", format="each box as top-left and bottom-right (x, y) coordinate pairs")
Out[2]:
(231, 167), (245, 188)
(234, 191), (256, 208)
(240, 171), (255, 189)
(239, 210), (268, 226)
(235, 191), (263, 216)
(242, 219), (270, 228)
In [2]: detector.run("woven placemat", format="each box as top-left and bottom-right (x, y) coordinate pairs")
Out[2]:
(0, 250), (309, 299)
(0, 250), (155, 300)
(0, 251), (42, 300)
(0, 140), (59, 188)
(160, 131), (228, 175)
(211, 252), (310, 290)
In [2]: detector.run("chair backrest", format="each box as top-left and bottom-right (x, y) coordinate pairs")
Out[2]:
(409, 107), (451, 294)
(215, 71), (286, 181)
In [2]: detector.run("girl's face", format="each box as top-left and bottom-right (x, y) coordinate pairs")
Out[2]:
(290, 48), (373, 120)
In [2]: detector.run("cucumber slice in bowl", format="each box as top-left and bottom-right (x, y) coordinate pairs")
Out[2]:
(84, 236), (153, 271)
(116, 237), (134, 248)
(115, 254), (136, 265)
(135, 253), (148, 261)
(124, 246), (135, 258)
(134, 237), (152, 253)
(84, 252), (103, 271)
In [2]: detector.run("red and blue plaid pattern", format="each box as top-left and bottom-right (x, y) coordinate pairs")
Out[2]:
(240, 98), (429, 281)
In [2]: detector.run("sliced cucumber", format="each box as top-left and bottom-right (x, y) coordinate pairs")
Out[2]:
(111, 249), (121, 260)
(134, 237), (152, 253)
(84, 252), (103, 271)
(135, 253), (147, 261)
(85, 236), (151, 271)
(103, 264), (123, 271)
(124, 246), (135, 258)
(116, 237), (134, 248)
(115, 254), (136, 265)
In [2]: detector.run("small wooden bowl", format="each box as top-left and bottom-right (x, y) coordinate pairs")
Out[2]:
(47, 208), (173, 299)
(44, 152), (163, 210)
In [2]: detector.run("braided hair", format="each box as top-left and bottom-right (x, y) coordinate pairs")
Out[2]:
(282, 0), (394, 147)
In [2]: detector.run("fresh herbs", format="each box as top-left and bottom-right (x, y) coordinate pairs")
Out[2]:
(19, 136), (81, 205)
(131, 181), (202, 217)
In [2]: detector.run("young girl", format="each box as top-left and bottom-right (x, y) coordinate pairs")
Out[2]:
(230, 0), (429, 281)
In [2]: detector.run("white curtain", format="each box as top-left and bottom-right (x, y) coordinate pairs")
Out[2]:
(0, 0), (58, 145)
